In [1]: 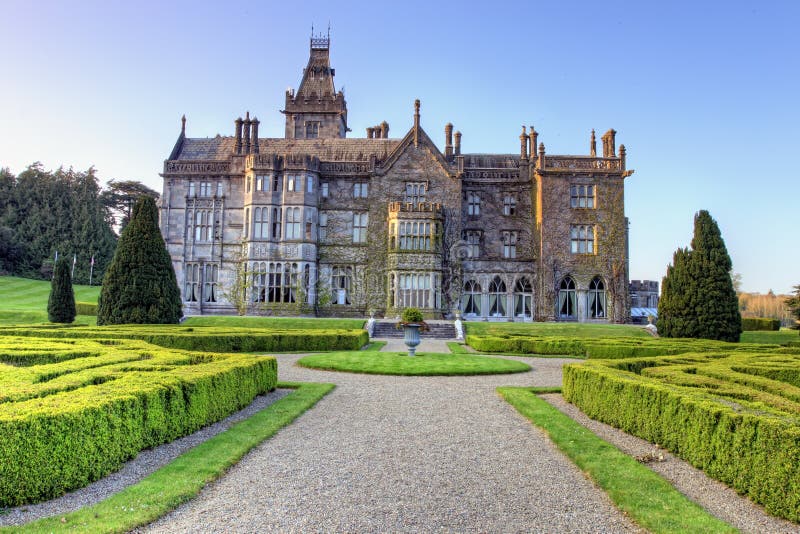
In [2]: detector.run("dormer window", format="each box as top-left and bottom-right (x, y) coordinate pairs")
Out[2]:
(405, 183), (426, 204)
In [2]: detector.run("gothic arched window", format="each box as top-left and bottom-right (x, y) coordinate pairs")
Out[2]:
(558, 276), (577, 319)
(588, 277), (606, 318)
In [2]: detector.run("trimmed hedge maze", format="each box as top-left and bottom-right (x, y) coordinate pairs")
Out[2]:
(466, 333), (799, 359)
(0, 324), (369, 353)
(563, 351), (800, 522)
(0, 335), (277, 507)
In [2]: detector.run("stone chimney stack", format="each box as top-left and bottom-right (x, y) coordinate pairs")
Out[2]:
(538, 143), (545, 168)
(601, 129), (616, 157)
(519, 125), (528, 161)
(444, 123), (453, 158)
(234, 117), (243, 154)
(181, 114), (186, 135)
(590, 129), (597, 157)
(454, 131), (462, 156)
(243, 112), (252, 154)
(529, 126), (538, 159)
(366, 127), (374, 139)
(619, 144), (626, 170)
(251, 117), (260, 154)
(380, 121), (389, 139)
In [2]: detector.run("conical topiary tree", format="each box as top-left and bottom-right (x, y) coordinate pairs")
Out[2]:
(48, 257), (76, 323)
(97, 196), (182, 325)
(657, 210), (741, 342)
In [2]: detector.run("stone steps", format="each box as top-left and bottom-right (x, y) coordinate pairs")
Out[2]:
(371, 321), (457, 340)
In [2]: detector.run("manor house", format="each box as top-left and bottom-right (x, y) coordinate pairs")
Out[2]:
(159, 35), (634, 322)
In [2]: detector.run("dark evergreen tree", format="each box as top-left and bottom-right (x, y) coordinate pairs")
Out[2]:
(657, 210), (741, 341)
(690, 210), (741, 342)
(0, 164), (117, 283)
(785, 285), (800, 333)
(657, 247), (694, 338)
(47, 258), (76, 323)
(101, 179), (160, 232)
(97, 196), (182, 325)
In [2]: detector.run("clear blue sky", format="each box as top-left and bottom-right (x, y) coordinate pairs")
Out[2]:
(1, 0), (797, 294)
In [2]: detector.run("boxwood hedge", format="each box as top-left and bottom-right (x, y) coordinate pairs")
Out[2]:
(741, 317), (781, 331)
(465, 333), (799, 359)
(0, 336), (277, 506)
(0, 324), (369, 352)
(563, 351), (800, 522)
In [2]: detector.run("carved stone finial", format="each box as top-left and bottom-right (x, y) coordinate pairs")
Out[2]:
(181, 114), (186, 134)
(413, 99), (420, 147)
(590, 129), (597, 157)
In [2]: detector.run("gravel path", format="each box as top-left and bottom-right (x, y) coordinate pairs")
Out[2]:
(144, 355), (642, 533)
(541, 394), (800, 534)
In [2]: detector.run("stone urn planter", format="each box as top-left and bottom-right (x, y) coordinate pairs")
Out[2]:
(403, 324), (422, 356)
(398, 307), (428, 357)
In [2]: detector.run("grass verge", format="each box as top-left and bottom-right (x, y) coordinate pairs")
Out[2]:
(297, 351), (530, 376)
(497, 386), (735, 534)
(6, 381), (334, 534)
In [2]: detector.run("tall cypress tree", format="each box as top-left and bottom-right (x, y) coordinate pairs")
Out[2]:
(97, 196), (182, 325)
(48, 258), (76, 323)
(657, 210), (741, 341)
(690, 210), (741, 341)
(657, 247), (693, 338)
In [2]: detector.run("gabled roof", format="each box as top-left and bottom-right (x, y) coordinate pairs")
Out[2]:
(378, 124), (455, 178)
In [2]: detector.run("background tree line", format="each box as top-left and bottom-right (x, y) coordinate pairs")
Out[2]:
(0, 163), (158, 284)
(738, 290), (794, 327)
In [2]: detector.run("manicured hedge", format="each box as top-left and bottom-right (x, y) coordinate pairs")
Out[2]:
(465, 333), (798, 359)
(563, 352), (800, 522)
(0, 324), (369, 352)
(75, 301), (97, 316)
(0, 336), (277, 506)
(741, 317), (781, 331)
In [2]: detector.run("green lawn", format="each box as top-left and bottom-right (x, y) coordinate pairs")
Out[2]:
(0, 276), (100, 325)
(297, 350), (531, 376)
(740, 329), (798, 345)
(464, 321), (650, 338)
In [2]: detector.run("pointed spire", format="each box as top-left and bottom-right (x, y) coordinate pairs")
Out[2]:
(413, 99), (420, 147)
(590, 129), (597, 157)
(181, 114), (186, 135)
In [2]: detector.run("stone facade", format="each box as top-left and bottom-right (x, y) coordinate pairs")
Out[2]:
(159, 35), (635, 322)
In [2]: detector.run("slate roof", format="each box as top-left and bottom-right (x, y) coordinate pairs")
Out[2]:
(175, 137), (401, 162)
